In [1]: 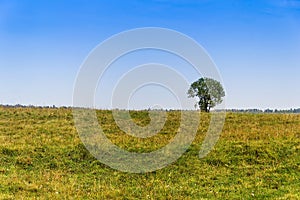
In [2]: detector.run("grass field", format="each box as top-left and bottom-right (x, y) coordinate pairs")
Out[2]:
(0, 106), (299, 199)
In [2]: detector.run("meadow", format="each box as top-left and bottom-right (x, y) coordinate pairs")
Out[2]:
(0, 106), (299, 199)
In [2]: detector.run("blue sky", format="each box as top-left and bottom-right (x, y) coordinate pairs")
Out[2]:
(0, 0), (300, 109)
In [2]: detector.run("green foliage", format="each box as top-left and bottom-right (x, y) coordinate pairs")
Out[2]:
(0, 106), (299, 199)
(188, 77), (225, 112)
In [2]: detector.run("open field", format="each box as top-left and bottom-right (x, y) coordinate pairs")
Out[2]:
(0, 106), (299, 199)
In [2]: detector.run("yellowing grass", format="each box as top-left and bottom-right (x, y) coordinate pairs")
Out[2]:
(0, 106), (299, 199)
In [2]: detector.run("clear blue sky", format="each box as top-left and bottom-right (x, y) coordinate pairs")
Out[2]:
(1, 0), (300, 109)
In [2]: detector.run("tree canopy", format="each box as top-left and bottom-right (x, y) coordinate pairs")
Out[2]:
(188, 77), (225, 112)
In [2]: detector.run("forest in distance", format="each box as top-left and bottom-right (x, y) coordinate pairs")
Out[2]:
(1, 104), (300, 114)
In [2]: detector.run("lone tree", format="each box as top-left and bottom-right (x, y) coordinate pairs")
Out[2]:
(188, 77), (225, 112)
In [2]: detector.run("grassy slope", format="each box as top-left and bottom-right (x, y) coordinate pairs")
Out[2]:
(0, 106), (299, 199)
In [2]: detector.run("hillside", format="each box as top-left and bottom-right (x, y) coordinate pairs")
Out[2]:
(0, 106), (299, 199)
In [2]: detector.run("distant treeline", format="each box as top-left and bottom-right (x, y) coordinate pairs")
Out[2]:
(219, 108), (300, 114)
(1, 104), (300, 113)
(0, 104), (68, 109)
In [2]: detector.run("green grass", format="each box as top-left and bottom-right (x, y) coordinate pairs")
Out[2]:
(0, 106), (299, 199)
